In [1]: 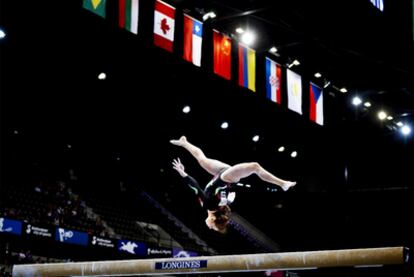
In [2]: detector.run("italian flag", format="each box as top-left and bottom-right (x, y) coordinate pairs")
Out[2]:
(119, 0), (139, 34)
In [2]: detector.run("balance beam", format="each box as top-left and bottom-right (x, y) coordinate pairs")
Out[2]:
(13, 246), (408, 276)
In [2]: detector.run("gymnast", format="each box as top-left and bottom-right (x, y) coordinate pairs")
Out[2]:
(171, 136), (296, 233)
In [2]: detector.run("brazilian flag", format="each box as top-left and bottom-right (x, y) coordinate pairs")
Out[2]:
(83, 0), (106, 18)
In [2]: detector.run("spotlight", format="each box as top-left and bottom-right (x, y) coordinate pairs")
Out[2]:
(314, 72), (322, 78)
(0, 29), (6, 39)
(98, 72), (106, 80)
(377, 111), (387, 121)
(235, 27), (244, 34)
(220, 122), (229, 129)
(241, 31), (255, 45)
(352, 97), (362, 106)
(364, 102), (371, 108)
(290, 151), (297, 158)
(269, 47), (278, 53)
(401, 125), (411, 136)
(278, 146), (285, 152)
(252, 135), (259, 142)
(182, 106), (191, 113)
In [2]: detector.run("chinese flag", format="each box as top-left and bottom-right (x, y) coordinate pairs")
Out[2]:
(213, 30), (231, 80)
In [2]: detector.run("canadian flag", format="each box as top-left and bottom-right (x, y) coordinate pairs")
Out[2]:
(153, 0), (175, 52)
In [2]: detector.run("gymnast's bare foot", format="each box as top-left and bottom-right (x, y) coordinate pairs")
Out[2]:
(170, 136), (187, 146)
(281, 181), (296, 191)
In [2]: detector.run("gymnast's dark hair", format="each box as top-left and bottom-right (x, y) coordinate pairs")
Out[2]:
(213, 205), (231, 234)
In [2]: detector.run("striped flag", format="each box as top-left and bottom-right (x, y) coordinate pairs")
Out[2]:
(153, 0), (175, 52)
(286, 69), (302, 114)
(183, 14), (203, 67)
(83, 0), (106, 18)
(265, 57), (282, 104)
(370, 0), (384, 11)
(309, 83), (324, 125)
(119, 0), (139, 34)
(213, 30), (231, 80)
(238, 44), (256, 92)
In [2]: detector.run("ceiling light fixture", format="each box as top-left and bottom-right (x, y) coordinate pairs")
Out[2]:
(401, 125), (411, 135)
(323, 80), (331, 88)
(241, 31), (255, 45)
(221, 122), (229, 129)
(288, 59), (300, 68)
(352, 96), (362, 106)
(98, 72), (106, 80)
(202, 11), (216, 21)
(235, 27), (244, 34)
(269, 46), (278, 53)
(0, 29), (6, 39)
(182, 106), (191, 113)
(378, 111), (387, 120)
(364, 102), (371, 108)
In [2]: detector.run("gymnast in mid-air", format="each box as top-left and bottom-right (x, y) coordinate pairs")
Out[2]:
(171, 136), (296, 234)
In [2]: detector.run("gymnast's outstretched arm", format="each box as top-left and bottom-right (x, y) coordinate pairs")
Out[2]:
(172, 158), (205, 206)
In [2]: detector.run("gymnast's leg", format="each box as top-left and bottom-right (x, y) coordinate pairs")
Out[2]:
(220, 162), (296, 191)
(170, 136), (230, 176)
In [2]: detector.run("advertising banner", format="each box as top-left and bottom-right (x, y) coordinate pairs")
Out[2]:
(89, 235), (116, 248)
(24, 223), (53, 238)
(147, 246), (172, 258)
(0, 217), (22, 235)
(117, 239), (147, 256)
(173, 248), (198, 258)
(55, 227), (88, 246)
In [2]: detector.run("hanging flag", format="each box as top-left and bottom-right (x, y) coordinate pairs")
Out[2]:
(370, 0), (384, 11)
(213, 30), (231, 80)
(183, 14), (203, 67)
(265, 57), (282, 104)
(83, 0), (106, 18)
(153, 0), (175, 52)
(309, 83), (324, 125)
(238, 44), (256, 92)
(286, 69), (302, 114)
(119, 0), (139, 34)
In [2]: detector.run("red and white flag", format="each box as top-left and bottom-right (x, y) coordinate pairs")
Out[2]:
(309, 82), (324, 125)
(265, 57), (282, 104)
(153, 0), (175, 52)
(183, 14), (203, 67)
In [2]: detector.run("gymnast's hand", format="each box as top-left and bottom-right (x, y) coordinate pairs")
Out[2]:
(172, 158), (188, 178)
